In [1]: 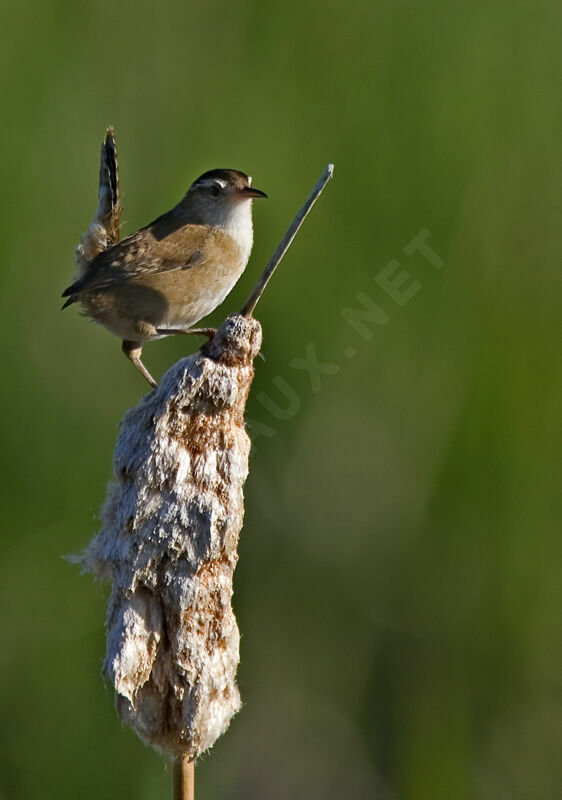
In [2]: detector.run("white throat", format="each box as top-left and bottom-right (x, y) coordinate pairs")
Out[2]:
(222, 200), (254, 261)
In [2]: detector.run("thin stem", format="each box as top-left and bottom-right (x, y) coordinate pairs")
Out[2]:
(173, 755), (194, 800)
(241, 163), (334, 317)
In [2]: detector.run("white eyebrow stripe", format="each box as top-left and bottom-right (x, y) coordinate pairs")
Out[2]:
(195, 177), (228, 189)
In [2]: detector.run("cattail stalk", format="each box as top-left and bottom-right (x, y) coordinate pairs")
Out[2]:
(173, 755), (195, 800)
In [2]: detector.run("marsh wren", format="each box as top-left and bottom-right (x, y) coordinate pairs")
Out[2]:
(62, 127), (266, 387)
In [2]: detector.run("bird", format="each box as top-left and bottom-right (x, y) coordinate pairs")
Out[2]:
(62, 127), (267, 388)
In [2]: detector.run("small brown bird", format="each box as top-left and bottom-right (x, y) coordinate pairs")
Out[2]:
(63, 127), (266, 387)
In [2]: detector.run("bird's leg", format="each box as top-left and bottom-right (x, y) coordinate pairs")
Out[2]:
(156, 327), (217, 340)
(122, 340), (158, 388)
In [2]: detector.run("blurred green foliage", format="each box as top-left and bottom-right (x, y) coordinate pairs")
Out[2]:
(0, 0), (560, 798)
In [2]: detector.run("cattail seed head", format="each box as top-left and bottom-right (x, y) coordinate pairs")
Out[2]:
(79, 314), (262, 758)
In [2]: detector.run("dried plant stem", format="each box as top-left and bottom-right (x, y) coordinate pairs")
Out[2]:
(241, 163), (334, 317)
(173, 756), (194, 800)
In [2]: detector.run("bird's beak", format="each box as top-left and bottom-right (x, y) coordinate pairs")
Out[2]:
(239, 186), (267, 199)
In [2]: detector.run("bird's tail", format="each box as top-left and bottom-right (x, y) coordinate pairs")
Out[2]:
(97, 126), (121, 247)
(67, 126), (122, 297)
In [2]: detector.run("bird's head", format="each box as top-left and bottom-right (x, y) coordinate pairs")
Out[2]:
(184, 169), (267, 228)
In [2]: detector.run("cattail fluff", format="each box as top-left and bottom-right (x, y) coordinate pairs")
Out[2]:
(79, 313), (262, 758)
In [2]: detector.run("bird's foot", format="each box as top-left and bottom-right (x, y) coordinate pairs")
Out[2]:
(156, 327), (217, 340)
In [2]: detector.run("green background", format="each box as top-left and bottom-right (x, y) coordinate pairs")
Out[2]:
(1, 1), (560, 798)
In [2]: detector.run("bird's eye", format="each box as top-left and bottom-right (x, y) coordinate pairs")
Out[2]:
(209, 185), (221, 198)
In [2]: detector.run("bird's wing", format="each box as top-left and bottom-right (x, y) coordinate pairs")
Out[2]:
(62, 222), (211, 300)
